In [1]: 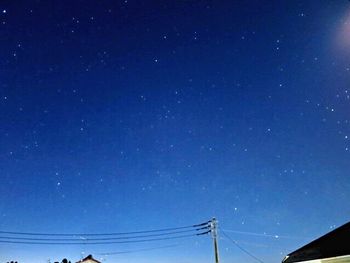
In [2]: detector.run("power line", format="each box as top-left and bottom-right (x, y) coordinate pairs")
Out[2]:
(219, 237), (269, 248)
(0, 231), (210, 245)
(221, 228), (310, 240)
(97, 244), (179, 255)
(0, 221), (210, 237)
(220, 228), (265, 263)
(0, 228), (208, 241)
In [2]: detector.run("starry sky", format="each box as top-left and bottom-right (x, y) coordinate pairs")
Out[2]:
(1, 1), (350, 263)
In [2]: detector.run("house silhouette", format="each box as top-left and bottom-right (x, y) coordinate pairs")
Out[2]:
(76, 255), (101, 263)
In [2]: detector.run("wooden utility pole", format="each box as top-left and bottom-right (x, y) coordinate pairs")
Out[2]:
(211, 218), (220, 263)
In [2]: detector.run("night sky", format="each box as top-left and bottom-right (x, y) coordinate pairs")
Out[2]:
(1, 1), (350, 263)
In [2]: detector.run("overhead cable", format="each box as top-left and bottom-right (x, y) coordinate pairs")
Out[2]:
(0, 221), (210, 237)
(220, 228), (265, 263)
(221, 228), (309, 240)
(97, 244), (179, 255)
(0, 228), (208, 241)
(0, 231), (210, 245)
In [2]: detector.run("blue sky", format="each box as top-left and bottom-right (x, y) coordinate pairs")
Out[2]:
(1, 1), (350, 262)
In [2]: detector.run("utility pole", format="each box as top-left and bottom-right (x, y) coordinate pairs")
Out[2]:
(210, 218), (220, 263)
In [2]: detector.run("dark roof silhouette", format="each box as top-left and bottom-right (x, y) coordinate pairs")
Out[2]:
(283, 222), (350, 263)
(76, 255), (101, 263)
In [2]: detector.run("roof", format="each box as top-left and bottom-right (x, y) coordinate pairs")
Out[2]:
(76, 255), (101, 263)
(282, 222), (350, 263)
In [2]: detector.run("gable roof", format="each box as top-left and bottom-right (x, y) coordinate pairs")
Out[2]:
(282, 222), (350, 263)
(76, 255), (101, 263)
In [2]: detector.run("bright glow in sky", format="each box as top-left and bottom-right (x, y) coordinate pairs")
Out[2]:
(336, 9), (350, 55)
